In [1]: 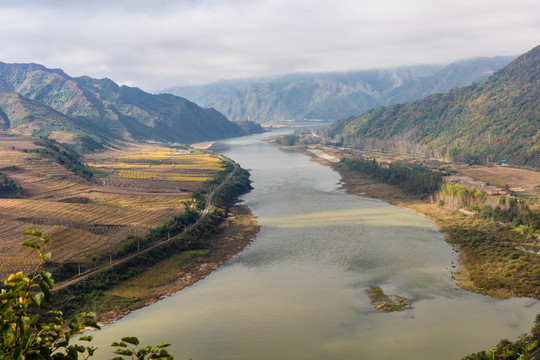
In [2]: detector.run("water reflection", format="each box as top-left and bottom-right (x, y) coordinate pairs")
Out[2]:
(264, 207), (438, 228)
(89, 130), (540, 360)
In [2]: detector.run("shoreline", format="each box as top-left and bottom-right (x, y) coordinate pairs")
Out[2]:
(298, 146), (538, 299)
(93, 204), (259, 326)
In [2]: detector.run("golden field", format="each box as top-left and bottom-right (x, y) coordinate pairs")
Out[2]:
(0, 139), (226, 279)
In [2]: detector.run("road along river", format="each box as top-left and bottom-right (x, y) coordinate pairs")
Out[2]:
(89, 130), (540, 360)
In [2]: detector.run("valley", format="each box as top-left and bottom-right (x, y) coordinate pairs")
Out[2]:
(1, 1), (537, 359)
(0, 137), (234, 280)
(85, 131), (540, 360)
(0, 43), (537, 360)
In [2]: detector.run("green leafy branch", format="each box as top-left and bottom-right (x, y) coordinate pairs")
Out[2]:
(0, 229), (175, 360)
(111, 337), (172, 360)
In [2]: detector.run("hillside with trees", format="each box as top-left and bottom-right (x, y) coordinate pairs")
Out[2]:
(317, 45), (539, 168)
(0, 62), (262, 152)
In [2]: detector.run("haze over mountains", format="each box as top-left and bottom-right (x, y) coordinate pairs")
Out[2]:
(0, 63), (260, 152)
(316, 45), (540, 167)
(0, 46), (534, 170)
(164, 56), (515, 123)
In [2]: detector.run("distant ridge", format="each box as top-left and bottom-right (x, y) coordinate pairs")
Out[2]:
(316, 45), (540, 168)
(164, 56), (515, 123)
(162, 77), (272, 107)
(0, 62), (262, 151)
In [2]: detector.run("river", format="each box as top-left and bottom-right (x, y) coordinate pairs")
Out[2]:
(90, 130), (540, 360)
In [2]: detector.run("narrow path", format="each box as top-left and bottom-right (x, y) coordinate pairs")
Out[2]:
(53, 164), (239, 291)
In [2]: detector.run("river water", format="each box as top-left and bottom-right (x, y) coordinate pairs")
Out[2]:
(90, 130), (539, 360)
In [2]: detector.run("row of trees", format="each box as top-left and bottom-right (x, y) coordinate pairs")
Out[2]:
(341, 157), (442, 197)
(440, 183), (540, 235)
(321, 47), (540, 168)
(46, 163), (253, 316)
(440, 183), (488, 208)
(1, 161), (253, 359)
(46, 162), (250, 283)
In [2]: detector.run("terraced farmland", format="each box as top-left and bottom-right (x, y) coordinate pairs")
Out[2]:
(0, 199), (180, 227)
(115, 170), (210, 182)
(0, 138), (227, 279)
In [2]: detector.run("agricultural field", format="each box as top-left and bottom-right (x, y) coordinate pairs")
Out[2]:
(457, 165), (540, 198)
(0, 137), (227, 279)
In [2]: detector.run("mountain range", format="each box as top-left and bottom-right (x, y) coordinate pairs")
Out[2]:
(164, 56), (515, 123)
(162, 77), (271, 109)
(316, 45), (540, 168)
(0, 63), (261, 151)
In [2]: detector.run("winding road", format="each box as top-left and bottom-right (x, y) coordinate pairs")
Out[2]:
(53, 163), (239, 291)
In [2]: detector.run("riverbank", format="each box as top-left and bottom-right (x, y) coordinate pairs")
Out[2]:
(296, 145), (539, 299)
(92, 204), (259, 326)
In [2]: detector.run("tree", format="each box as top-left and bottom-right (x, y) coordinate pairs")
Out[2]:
(0, 229), (174, 360)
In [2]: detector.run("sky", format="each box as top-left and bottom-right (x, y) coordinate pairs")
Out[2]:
(0, 0), (538, 91)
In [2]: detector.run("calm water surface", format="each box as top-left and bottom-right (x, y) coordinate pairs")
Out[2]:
(90, 130), (539, 360)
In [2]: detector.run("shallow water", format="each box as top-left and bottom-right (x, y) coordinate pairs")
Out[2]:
(89, 130), (539, 360)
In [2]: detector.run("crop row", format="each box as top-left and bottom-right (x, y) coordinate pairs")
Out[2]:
(0, 215), (156, 279)
(43, 225), (118, 263)
(98, 196), (188, 208)
(118, 151), (221, 164)
(115, 170), (210, 182)
(104, 162), (224, 170)
(0, 199), (182, 228)
(0, 219), (48, 279)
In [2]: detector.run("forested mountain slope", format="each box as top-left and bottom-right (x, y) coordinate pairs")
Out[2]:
(0, 62), (256, 150)
(317, 46), (539, 168)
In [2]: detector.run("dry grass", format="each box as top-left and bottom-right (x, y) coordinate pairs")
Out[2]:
(327, 152), (540, 299)
(0, 198), (181, 227)
(48, 131), (76, 143)
(0, 138), (225, 278)
(100, 162), (224, 170)
(104, 251), (205, 299)
(459, 166), (540, 190)
(115, 170), (210, 182)
(94, 205), (259, 325)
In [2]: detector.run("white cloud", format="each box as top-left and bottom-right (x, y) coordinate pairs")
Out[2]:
(0, 0), (537, 90)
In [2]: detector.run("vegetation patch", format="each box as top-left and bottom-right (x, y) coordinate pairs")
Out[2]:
(49, 168), (254, 321)
(463, 314), (540, 359)
(0, 141), (231, 281)
(366, 286), (412, 312)
(341, 156), (442, 198)
(0, 230), (174, 360)
(58, 196), (93, 204)
(279, 143), (540, 299)
(24, 138), (94, 180)
(0, 172), (22, 197)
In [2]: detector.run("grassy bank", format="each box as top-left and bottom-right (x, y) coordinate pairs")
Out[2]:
(272, 142), (540, 359)
(49, 165), (260, 324)
(81, 204), (258, 326)
(331, 158), (540, 299)
(271, 139), (540, 301)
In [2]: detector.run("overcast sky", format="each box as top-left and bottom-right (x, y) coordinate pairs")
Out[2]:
(0, 0), (538, 91)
